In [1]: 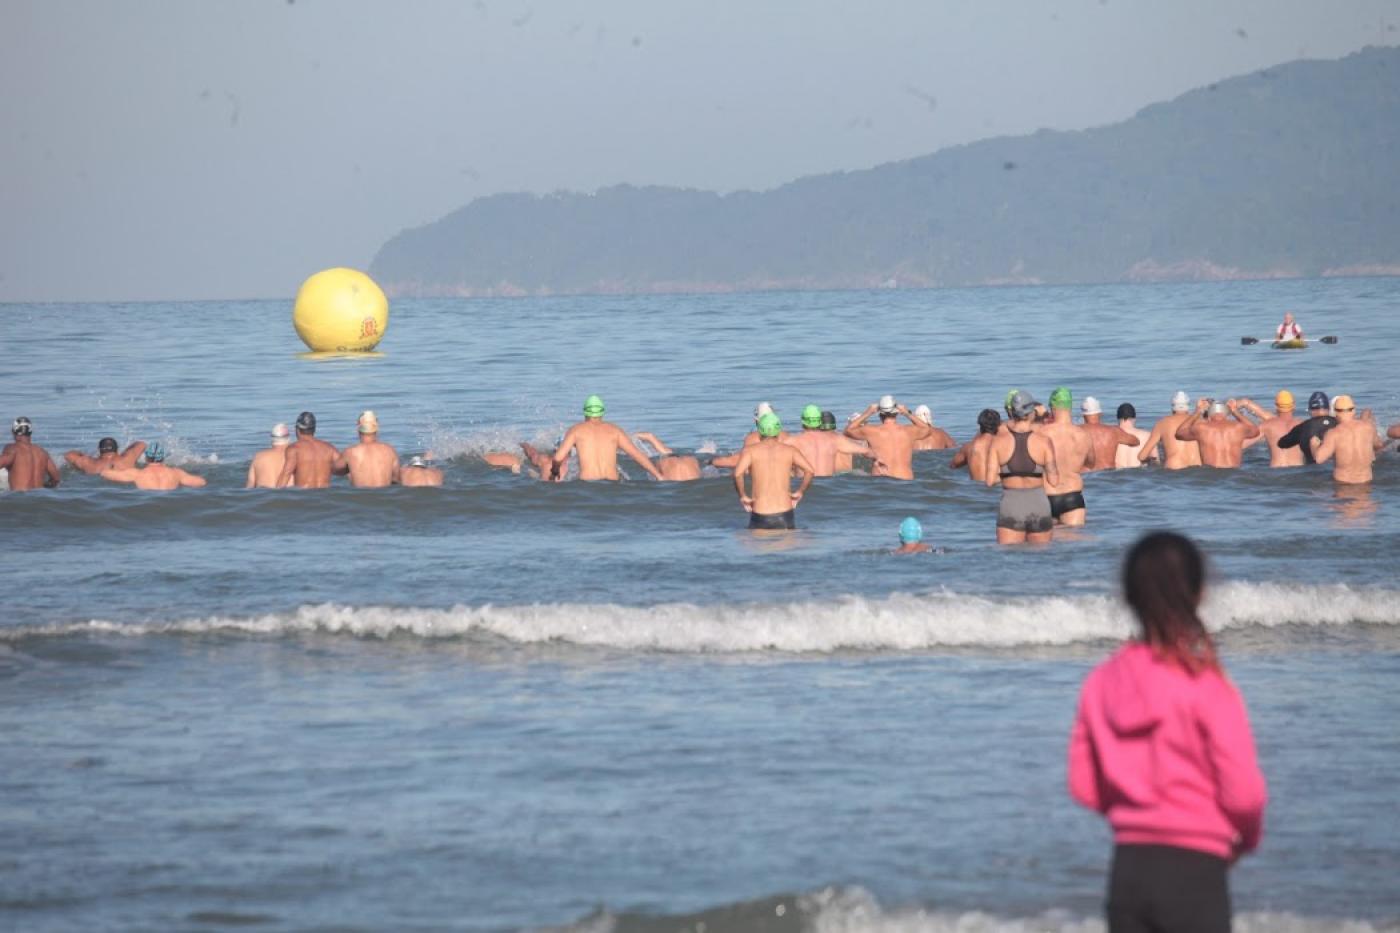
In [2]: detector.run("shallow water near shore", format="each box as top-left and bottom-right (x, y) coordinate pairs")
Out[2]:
(2, 278), (1399, 931)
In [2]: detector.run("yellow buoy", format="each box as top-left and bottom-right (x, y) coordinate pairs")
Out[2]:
(292, 268), (389, 352)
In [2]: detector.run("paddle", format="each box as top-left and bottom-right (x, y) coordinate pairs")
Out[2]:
(1240, 335), (1338, 345)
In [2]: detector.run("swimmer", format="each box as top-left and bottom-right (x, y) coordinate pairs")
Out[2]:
(0, 417), (61, 491)
(950, 409), (1002, 484)
(278, 411), (340, 489)
(633, 431), (702, 481)
(64, 437), (147, 475)
(844, 395), (935, 480)
(1113, 404), (1155, 469)
(333, 411), (400, 488)
(789, 405), (873, 478)
(893, 516), (933, 554)
(552, 395), (664, 482)
(1312, 396), (1384, 484)
(988, 391), (1060, 545)
(733, 413), (815, 529)
(101, 442), (206, 490)
(482, 452), (525, 473)
(1240, 392), (1304, 467)
(1080, 396), (1139, 473)
(400, 455), (445, 487)
(911, 405), (956, 451)
(246, 424), (292, 488)
(712, 402), (792, 469)
(1137, 391), (1203, 469)
(1276, 311), (1304, 342)
(1277, 392), (1337, 465)
(819, 410), (864, 473)
(1174, 398), (1260, 469)
(1041, 387), (1094, 526)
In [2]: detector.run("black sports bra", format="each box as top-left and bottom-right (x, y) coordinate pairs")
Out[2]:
(1001, 430), (1042, 478)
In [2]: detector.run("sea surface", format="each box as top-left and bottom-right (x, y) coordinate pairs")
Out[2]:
(2, 279), (1398, 932)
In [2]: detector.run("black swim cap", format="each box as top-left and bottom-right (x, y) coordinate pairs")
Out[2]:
(1308, 391), (1329, 411)
(819, 411), (837, 431)
(98, 437), (118, 453)
(977, 408), (1001, 435)
(1117, 403), (1136, 421)
(296, 411), (316, 433)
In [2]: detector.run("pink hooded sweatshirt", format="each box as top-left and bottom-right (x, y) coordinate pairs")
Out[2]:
(1068, 642), (1267, 860)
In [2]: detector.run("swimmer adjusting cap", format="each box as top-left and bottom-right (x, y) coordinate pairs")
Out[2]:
(12, 416), (32, 436)
(757, 412), (782, 437)
(1275, 390), (1295, 410)
(145, 442), (167, 463)
(899, 517), (923, 544)
(1049, 387), (1073, 410)
(819, 411), (837, 431)
(913, 404), (933, 425)
(1308, 391), (1329, 411)
(1171, 391), (1190, 412)
(584, 394), (605, 417)
(296, 411), (316, 433)
(801, 404), (822, 428)
(98, 437), (119, 453)
(878, 394), (897, 414)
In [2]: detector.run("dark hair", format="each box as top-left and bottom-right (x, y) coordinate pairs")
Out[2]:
(1116, 403), (1136, 421)
(98, 437), (119, 453)
(1122, 531), (1219, 674)
(976, 408), (1001, 435)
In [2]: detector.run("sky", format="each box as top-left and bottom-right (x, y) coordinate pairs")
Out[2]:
(2, 0), (1397, 302)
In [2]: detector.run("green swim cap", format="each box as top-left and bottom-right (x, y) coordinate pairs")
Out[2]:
(801, 404), (822, 428)
(583, 394), (605, 417)
(1005, 389), (1020, 414)
(1049, 386), (1072, 410)
(757, 412), (782, 437)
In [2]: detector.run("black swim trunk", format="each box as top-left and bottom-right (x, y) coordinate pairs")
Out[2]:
(1048, 490), (1086, 519)
(749, 510), (796, 530)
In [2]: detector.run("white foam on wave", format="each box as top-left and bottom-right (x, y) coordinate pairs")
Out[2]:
(5, 582), (1398, 650)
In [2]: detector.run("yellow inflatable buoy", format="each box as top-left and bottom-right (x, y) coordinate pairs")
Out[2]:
(292, 268), (389, 352)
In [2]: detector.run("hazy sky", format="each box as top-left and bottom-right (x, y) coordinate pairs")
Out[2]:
(2, 0), (1396, 302)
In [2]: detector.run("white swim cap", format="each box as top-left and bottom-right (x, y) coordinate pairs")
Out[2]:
(1082, 396), (1102, 416)
(878, 394), (897, 414)
(1171, 391), (1190, 412)
(270, 423), (290, 445)
(754, 401), (774, 421)
(913, 404), (933, 425)
(357, 410), (379, 434)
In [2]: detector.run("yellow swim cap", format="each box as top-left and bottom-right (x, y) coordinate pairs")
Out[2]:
(1275, 390), (1294, 410)
(1333, 394), (1355, 411)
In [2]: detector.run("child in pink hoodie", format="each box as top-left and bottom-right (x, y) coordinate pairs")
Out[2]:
(1069, 531), (1267, 933)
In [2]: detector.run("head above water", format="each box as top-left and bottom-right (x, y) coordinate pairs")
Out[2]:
(407, 455), (428, 468)
(584, 394), (606, 418)
(801, 404), (823, 428)
(357, 410), (379, 434)
(1308, 391), (1329, 413)
(898, 516), (923, 544)
(1209, 401), (1228, 418)
(1332, 394), (1355, 414)
(296, 411), (316, 434)
(1122, 530), (1217, 674)
(977, 408), (1001, 435)
(1171, 391), (1190, 413)
(753, 401), (774, 422)
(144, 442), (167, 464)
(756, 412), (782, 438)
(98, 437), (119, 454)
(12, 416), (32, 437)
(1081, 396), (1102, 417)
(270, 423), (290, 446)
(878, 394), (898, 417)
(1116, 403), (1136, 421)
(1049, 387), (1072, 411)
(1008, 390), (1039, 421)
(913, 404), (933, 426)
(819, 411), (837, 432)
(1274, 390), (1294, 412)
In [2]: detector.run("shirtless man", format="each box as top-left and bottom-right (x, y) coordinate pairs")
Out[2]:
(950, 409), (1002, 484)
(734, 413), (815, 529)
(101, 442), (206, 490)
(552, 395), (664, 482)
(988, 391), (1061, 545)
(1313, 396), (1384, 484)
(844, 395), (934, 480)
(819, 411), (861, 473)
(712, 402), (791, 469)
(400, 455), (445, 487)
(333, 411), (400, 488)
(1241, 391), (1304, 468)
(1277, 392), (1337, 465)
(0, 417), (61, 491)
(1040, 387), (1094, 526)
(1113, 404), (1154, 469)
(894, 516), (933, 554)
(1174, 398), (1260, 468)
(633, 431), (702, 481)
(1276, 311), (1304, 342)
(1080, 396), (1139, 473)
(64, 437), (146, 475)
(789, 405), (871, 478)
(277, 411), (340, 489)
(911, 405), (956, 451)
(1137, 391), (1203, 469)
(246, 424), (292, 488)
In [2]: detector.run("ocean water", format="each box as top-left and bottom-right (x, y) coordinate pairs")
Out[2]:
(2, 278), (1398, 932)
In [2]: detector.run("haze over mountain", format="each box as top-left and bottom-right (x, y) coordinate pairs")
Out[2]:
(372, 47), (1400, 297)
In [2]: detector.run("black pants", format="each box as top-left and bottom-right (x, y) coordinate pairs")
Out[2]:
(1107, 844), (1231, 933)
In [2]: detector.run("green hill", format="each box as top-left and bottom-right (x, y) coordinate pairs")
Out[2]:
(370, 46), (1400, 296)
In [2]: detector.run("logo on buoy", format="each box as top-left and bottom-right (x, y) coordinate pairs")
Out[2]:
(360, 317), (379, 339)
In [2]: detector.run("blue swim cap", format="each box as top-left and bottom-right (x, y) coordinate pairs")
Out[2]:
(899, 516), (923, 544)
(145, 442), (167, 463)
